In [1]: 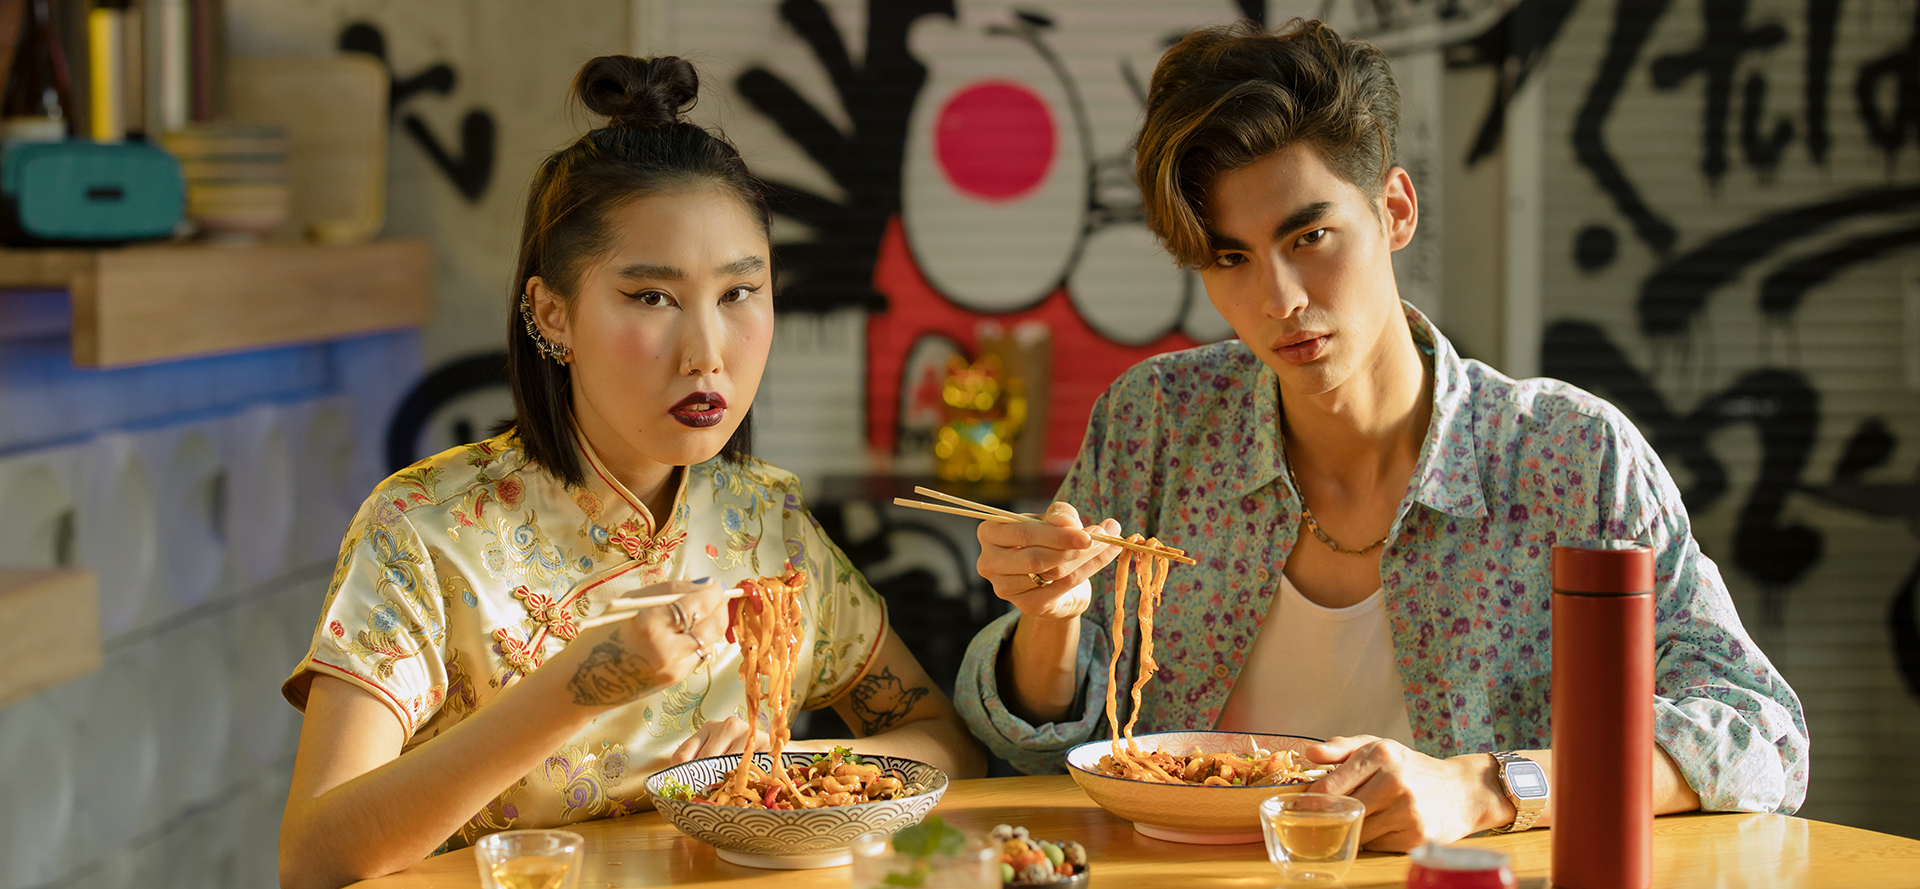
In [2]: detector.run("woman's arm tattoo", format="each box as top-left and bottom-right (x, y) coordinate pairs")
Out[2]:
(568, 637), (663, 706)
(848, 667), (930, 735)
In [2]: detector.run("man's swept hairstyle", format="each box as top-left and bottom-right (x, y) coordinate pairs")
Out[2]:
(1135, 19), (1400, 269)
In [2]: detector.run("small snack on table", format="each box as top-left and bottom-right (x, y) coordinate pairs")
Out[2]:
(989, 824), (1087, 886)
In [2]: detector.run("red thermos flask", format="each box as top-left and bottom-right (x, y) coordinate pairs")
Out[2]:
(1551, 544), (1654, 889)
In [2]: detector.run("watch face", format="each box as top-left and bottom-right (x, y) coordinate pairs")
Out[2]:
(1506, 760), (1549, 800)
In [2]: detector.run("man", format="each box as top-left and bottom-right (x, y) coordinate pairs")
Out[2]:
(954, 19), (1807, 850)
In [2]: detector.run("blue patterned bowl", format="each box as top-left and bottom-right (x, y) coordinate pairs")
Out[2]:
(643, 751), (949, 869)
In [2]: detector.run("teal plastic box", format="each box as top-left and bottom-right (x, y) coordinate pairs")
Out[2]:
(2, 140), (185, 244)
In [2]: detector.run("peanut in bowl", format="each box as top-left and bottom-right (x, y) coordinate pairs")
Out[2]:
(1064, 730), (1329, 845)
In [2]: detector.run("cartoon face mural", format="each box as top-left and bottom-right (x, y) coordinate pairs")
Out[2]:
(726, 0), (1454, 467)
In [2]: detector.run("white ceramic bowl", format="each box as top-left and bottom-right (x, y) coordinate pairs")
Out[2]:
(0, 694), (76, 889)
(644, 752), (948, 869)
(1065, 730), (1323, 845)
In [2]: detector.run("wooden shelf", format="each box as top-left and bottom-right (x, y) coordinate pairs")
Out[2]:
(0, 569), (99, 708)
(0, 239), (433, 366)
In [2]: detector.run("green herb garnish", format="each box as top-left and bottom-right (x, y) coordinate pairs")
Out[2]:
(883, 817), (967, 886)
(813, 744), (864, 767)
(657, 777), (694, 801)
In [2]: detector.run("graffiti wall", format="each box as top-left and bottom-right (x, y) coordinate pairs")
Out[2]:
(1522, 0), (1920, 837)
(661, 0), (1452, 475)
(225, 0), (1920, 838)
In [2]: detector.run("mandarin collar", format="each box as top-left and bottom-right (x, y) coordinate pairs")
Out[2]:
(574, 429), (692, 541)
(1238, 302), (1486, 520)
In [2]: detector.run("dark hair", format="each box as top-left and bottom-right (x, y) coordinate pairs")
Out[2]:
(1135, 19), (1400, 269)
(506, 56), (769, 487)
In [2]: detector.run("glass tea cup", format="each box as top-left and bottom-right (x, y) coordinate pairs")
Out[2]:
(474, 829), (585, 889)
(849, 827), (998, 889)
(1260, 793), (1366, 884)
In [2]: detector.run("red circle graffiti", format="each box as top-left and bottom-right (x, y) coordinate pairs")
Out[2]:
(933, 80), (1056, 201)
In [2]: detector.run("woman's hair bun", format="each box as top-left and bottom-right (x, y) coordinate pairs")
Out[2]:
(572, 55), (698, 129)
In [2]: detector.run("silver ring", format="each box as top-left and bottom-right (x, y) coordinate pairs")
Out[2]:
(668, 601), (691, 634)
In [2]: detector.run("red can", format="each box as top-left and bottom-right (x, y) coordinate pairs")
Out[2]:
(1406, 842), (1517, 889)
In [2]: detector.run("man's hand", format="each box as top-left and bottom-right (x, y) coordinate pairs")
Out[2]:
(977, 502), (1122, 621)
(1303, 735), (1515, 852)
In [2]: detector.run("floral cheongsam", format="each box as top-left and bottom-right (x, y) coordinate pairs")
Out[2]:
(282, 430), (888, 846)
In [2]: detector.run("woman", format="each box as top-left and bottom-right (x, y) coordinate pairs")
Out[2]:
(278, 56), (984, 888)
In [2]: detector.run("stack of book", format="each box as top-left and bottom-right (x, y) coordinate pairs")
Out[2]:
(162, 122), (288, 237)
(0, 0), (227, 144)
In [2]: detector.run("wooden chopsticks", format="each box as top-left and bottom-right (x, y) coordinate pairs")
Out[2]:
(577, 587), (746, 631)
(893, 486), (1197, 565)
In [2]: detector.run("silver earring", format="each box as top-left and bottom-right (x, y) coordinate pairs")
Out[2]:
(520, 294), (572, 364)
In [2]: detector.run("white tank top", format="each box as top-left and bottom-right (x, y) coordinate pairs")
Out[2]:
(1214, 572), (1416, 746)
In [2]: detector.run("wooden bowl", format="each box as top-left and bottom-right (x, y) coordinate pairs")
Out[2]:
(1064, 730), (1323, 844)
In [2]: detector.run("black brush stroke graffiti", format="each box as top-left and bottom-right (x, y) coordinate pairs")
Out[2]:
(1573, 0), (1679, 254)
(1236, 0), (1266, 27)
(340, 22), (496, 202)
(1798, 417), (1920, 697)
(1636, 185), (1920, 337)
(1805, 0), (1842, 164)
(1444, 0), (1583, 166)
(385, 351), (510, 473)
(1648, 0), (1791, 185)
(1854, 2), (1920, 165)
(1543, 322), (1822, 620)
(1892, 560), (1920, 697)
(1759, 223), (1920, 320)
(736, 0), (956, 313)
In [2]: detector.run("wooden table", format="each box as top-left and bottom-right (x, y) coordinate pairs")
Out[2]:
(353, 776), (1920, 888)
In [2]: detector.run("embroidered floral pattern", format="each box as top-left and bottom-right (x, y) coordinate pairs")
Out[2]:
(510, 585), (585, 641)
(955, 304), (1809, 815)
(288, 430), (890, 844)
(457, 778), (526, 846)
(545, 740), (646, 821)
(607, 519), (687, 569)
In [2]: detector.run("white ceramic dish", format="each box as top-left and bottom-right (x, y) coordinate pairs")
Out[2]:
(644, 752), (948, 869)
(1065, 730), (1323, 844)
(0, 694), (76, 888)
(161, 615), (234, 807)
(230, 596), (299, 767)
(74, 645), (161, 846)
(0, 447), (77, 568)
(78, 435), (159, 636)
(223, 405), (295, 584)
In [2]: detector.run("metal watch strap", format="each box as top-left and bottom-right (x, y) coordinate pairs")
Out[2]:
(1487, 751), (1541, 834)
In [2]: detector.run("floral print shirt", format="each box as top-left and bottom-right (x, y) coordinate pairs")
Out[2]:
(283, 431), (888, 846)
(955, 304), (1809, 814)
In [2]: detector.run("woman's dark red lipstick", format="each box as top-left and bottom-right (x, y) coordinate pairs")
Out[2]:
(670, 392), (727, 428)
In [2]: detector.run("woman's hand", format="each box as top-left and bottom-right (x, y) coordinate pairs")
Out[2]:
(670, 716), (771, 764)
(976, 502), (1123, 621)
(565, 578), (733, 709)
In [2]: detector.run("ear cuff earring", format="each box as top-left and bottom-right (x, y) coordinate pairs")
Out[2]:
(520, 294), (572, 364)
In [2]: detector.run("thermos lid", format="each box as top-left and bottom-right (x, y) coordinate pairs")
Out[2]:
(1552, 543), (1654, 594)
